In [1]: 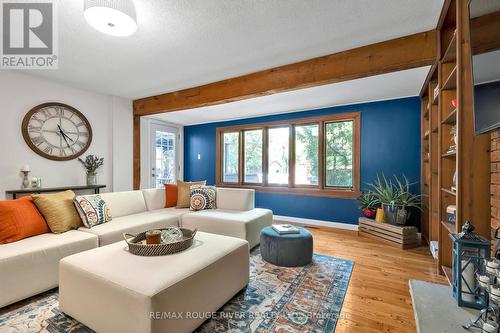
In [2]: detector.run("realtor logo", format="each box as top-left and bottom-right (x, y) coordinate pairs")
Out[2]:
(1, 0), (58, 69)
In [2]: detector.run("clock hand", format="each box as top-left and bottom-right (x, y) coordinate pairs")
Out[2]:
(58, 125), (75, 142)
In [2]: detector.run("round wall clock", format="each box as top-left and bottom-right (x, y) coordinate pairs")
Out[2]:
(22, 103), (93, 161)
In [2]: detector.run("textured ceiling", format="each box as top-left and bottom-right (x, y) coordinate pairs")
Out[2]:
(150, 66), (431, 126)
(25, 0), (443, 99)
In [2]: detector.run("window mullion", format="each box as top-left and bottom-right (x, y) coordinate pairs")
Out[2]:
(263, 128), (268, 187)
(239, 131), (244, 185)
(289, 124), (295, 189)
(319, 121), (324, 190)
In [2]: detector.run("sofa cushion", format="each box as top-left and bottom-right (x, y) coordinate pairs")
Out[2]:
(181, 208), (272, 248)
(142, 188), (165, 211)
(0, 230), (98, 307)
(99, 191), (147, 218)
(216, 188), (255, 211)
(74, 195), (112, 228)
(176, 180), (206, 208)
(0, 196), (50, 244)
(190, 185), (217, 211)
(78, 211), (179, 246)
(32, 190), (82, 233)
(164, 184), (177, 207)
(152, 207), (191, 217)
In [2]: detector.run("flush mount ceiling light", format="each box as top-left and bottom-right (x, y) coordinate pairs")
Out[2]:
(84, 0), (137, 37)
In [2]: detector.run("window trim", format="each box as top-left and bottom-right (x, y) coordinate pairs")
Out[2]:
(215, 112), (361, 198)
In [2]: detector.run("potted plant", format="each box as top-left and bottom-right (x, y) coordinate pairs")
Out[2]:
(78, 155), (104, 185)
(392, 175), (423, 225)
(357, 191), (379, 218)
(367, 174), (422, 225)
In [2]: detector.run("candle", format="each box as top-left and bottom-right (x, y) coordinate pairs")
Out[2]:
(482, 322), (498, 333)
(21, 165), (30, 172)
(461, 260), (475, 302)
(146, 230), (161, 245)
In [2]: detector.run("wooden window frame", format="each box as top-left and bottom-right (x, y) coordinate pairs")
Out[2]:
(216, 112), (361, 198)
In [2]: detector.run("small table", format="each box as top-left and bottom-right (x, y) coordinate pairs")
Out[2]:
(260, 226), (313, 267)
(5, 185), (106, 199)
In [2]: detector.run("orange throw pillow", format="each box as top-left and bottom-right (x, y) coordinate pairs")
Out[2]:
(0, 196), (50, 244)
(164, 184), (178, 208)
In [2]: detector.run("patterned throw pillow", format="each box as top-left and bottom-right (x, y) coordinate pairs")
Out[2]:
(189, 186), (217, 211)
(74, 195), (112, 228)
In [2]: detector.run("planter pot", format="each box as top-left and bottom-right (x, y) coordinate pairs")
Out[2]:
(382, 204), (410, 225)
(86, 173), (97, 186)
(362, 209), (376, 218)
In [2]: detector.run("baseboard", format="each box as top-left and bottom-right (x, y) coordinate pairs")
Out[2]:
(273, 215), (358, 231)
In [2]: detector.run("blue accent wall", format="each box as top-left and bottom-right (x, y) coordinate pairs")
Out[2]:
(184, 97), (421, 225)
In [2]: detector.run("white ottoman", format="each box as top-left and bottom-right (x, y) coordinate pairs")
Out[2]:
(59, 232), (249, 333)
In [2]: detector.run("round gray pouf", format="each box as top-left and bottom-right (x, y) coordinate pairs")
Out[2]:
(260, 226), (313, 267)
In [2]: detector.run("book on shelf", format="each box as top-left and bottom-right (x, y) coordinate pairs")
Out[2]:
(272, 224), (300, 234)
(446, 145), (457, 154)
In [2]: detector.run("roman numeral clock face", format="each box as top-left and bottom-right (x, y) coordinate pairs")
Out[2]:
(22, 103), (92, 161)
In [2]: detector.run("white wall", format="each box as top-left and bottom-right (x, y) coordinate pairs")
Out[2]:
(0, 71), (133, 199)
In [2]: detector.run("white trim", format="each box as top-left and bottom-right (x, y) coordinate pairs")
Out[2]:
(273, 215), (358, 231)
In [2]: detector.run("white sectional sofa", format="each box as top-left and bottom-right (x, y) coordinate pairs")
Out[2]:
(0, 187), (272, 308)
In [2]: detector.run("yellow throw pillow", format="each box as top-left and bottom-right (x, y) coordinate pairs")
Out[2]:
(31, 190), (82, 233)
(176, 180), (206, 208)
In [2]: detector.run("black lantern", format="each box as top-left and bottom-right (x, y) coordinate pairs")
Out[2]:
(450, 221), (490, 309)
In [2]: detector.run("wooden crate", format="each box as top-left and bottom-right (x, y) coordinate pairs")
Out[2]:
(358, 217), (418, 249)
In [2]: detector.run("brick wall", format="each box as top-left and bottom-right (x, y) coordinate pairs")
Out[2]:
(492, 130), (500, 250)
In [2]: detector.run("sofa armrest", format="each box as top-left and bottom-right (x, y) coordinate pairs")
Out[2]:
(216, 188), (255, 211)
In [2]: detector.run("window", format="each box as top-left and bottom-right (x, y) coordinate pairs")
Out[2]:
(295, 124), (319, 185)
(325, 120), (353, 188)
(216, 112), (360, 198)
(268, 127), (289, 184)
(244, 129), (263, 183)
(223, 132), (239, 183)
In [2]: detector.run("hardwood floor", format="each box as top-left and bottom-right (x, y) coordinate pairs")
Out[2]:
(308, 227), (447, 333)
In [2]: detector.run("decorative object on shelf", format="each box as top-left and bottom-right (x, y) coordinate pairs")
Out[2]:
(375, 207), (385, 222)
(145, 230), (161, 245)
(451, 125), (458, 146)
(20, 165), (30, 189)
(447, 205), (457, 224)
(31, 177), (42, 189)
(124, 228), (197, 256)
(433, 85), (440, 101)
(452, 98), (458, 108)
(22, 103), (92, 161)
(357, 191), (379, 218)
(450, 221), (490, 309)
(367, 174), (422, 225)
(453, 170), (458, 187)
(84, 0), (138, 37)
(160, 227), (183, 243)
(78, 155), (104, 186)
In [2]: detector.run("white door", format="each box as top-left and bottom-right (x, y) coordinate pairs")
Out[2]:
(150, 123), (179, 188)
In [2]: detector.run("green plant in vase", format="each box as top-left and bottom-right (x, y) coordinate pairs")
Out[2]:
(367, 174), (422, 225)
(78, 155), (104, 186)
(357, 191), (380, 218)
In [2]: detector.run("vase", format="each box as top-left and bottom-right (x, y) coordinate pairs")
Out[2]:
(86, 173), (97, 186)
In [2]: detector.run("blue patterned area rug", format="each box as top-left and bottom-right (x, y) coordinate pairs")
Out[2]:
(0, 249), (353, 333)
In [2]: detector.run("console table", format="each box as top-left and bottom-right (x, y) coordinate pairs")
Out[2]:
(5, 185), (106, 199)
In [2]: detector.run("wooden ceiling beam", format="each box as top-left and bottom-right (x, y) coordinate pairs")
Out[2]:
(133, 30), (437, 116)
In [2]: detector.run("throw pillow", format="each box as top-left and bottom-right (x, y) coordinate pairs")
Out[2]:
(31, 190), (82, 233)
(0, 196), (50, 244)
(164, 184), (178, 208)
(176, 180), (206, 208)
(74, 195), (112, 228)
(190, 185), (217, 211)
